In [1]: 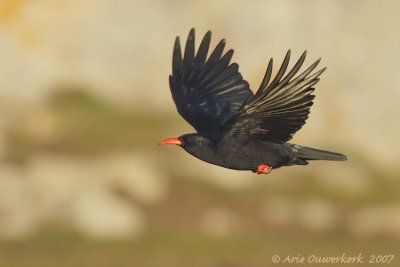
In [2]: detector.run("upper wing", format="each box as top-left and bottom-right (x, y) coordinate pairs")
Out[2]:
(221, 50), (326, 143)
(169, 29), (253, 141)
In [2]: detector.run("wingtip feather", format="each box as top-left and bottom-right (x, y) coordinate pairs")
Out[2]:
(172, 36), (183, 77)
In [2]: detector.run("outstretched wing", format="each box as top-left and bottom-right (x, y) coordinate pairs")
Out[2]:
(221, 50), (326, 143)
(169, 29), (253, 141)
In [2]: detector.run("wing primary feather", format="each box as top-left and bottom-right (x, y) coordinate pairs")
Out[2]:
(204, 63), (238, 89)
(221, 49), (234, 65)
(289, 58), (321, 86)
(264, 59), (322, 103)
(277, 50), (307, 87)
(265, 67), (320, 104)
(262, 95), (315, 112)
(262, 94), (313, 113)
(206, 39), (226, 65)
(289, 74), (321, 93)
(187, 31), (212, 81)
(200, 49), (234, 87)
(195, 31), (211, 66)
(308, 67), (327, 80)
(259, 51), (308, 100)
(247, 55), (323, 115)
(183, 29), (196, 81)
(255, 58), (273, 96)
(172, 36), (183, 81)
(196, 39), (226, 83)
(267, 65), (324, 103)
(265, 50), (291, 91)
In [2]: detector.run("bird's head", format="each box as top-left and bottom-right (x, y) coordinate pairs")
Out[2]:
(158, 133), (211, 152)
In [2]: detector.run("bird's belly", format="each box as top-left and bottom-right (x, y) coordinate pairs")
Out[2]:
(210, 142), (291, 171)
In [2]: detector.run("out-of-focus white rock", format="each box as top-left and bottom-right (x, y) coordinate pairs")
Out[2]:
(349, 204), (400, 240)
(27, 155), (96, 221)
(0, 165), (41, 240)
(296, 198), (338, 232)
(262, 197), (295, 227)
(102, 153), (168, 204)
(0, 154), (148, 241)
(71, 188), (145, 240)
(199, 206), (240, 237)
(312, 164), (371, 196)
(27, 154), (146, 240)
(262, 197), (338, 233)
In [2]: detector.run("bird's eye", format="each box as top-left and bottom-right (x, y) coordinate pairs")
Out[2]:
(187, 138), (192, 142)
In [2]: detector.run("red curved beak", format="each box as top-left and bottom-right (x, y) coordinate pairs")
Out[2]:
(158, 137), (181, 146)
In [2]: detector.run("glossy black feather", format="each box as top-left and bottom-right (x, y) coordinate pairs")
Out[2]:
(221, 50), (326, 143)
(169, 29), (253, 141)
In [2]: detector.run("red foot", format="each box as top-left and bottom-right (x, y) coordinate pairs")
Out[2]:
(256, 164), (272, 174)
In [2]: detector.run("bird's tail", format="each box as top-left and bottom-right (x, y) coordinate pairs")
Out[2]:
(296, 145), (347, 161)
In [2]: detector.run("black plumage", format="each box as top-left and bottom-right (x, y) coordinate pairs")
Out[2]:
(160, 29), (346, 174)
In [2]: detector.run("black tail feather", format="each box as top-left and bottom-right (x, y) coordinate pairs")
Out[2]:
(296, 146), (347, 161)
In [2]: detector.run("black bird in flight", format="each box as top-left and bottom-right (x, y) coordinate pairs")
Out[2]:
(159, 29), (346, 174)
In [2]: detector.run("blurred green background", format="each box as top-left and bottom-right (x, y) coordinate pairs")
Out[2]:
(0, 0), (399, 266)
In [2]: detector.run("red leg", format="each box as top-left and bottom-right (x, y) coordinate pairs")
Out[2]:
(256, 164), (272, 174)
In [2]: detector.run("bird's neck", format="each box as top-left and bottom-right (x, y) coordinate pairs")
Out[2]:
(183, 140), (220, 164)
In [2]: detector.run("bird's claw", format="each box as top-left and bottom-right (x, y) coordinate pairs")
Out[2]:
(255, 164), (272, 174)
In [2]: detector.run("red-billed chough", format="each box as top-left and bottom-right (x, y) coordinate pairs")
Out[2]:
(159, 29), (347, 174)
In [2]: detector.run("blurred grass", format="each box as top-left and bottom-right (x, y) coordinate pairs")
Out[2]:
(0, 226), (398, 267)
